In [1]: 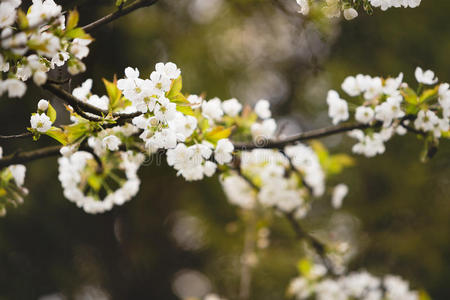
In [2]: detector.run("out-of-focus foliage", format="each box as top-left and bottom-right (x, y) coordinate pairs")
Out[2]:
(0, 0), (449, 299)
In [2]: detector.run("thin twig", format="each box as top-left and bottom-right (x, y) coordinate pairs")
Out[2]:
(46, 77), (71, 85)
(233, 122), (379, 150)
(239, 211), (256, 300)
(0, 145), (62, 169)
(82, 0), (159, 33)
(42, 82), (141, 120)
(231, 162), (335, 275)
(72, 105), (103, 122)
(284, 211), (336, 275)
(0, 132), (32, 141)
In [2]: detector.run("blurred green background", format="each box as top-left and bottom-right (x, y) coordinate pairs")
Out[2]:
(0, 0), (449, 299)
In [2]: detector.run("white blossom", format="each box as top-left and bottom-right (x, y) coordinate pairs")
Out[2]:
(9, 165), (26, 186)
(355, 106), (375, 124)
(2, 79), (26, 98)
(296, 0), (310, 15)
(154, 96), (177, 123)
(251, 118), (277, 141)
(155, 62), (181, 80)
(222, 98), (242, 117)
(374, 95), (405, 126)
(255, 99), (272, 119)
(27, 0), (62, 27)
(38, 99), (49, 111)
(0, 2), (16, 28)
(187, 94), (203, 108)
(214, 139), (234, 164)
(202, 97), (223, 121)
(343, 8), (358, 20)
(221, 175), (255, 209)
(332, 184), (348, 209)
(30, 113), (52, 133)
(71, 38), (92, 59)
(415, 67), (438, 85)
(414, 109), (438, 132)
(102, 135), (122, 151)
(327, 90), (349, 125)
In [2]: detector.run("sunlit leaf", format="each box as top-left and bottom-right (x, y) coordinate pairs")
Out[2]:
(17, 9), (28, 30)
(167, 76), (182, 99)
(66, 10), (79, 31)
(419, 86), (438, 103)
(297, 259), (312, 276)
(176, 104), (194, 116)
(205, 126), (232, 143)
(102, 77), (122, 110)
(45, 127), (68, 145)
(65, 28), (92, 40)
(401, 87), (419, 105)
(46, 103), (57, 123)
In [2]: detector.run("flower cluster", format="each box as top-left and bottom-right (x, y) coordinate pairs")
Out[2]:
(47, 62), (240, 211)
(327, 67), (449, 158)
(19, 60), (357, 216)
(221, 143), (337, 218)
(0, 146), (28, 216)
(58, 150), (144, 214)
(0, 0), (92, 98)
(369, 0), (421, 11)
(72, 79), (110, 111)
(288, 265), (420, 300)
(296, 0), (421, 20)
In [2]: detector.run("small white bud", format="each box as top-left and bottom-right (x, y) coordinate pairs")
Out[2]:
(343, 8), (358, 20)
(37, 99), (49, 111)
(33, 71), (47, 86)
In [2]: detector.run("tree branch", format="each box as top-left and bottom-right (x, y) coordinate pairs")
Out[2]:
(42, 82), (141, 120)
(231, 162), (335, 274)
(284, 211), (336, 275)
(82, 0), (159, 33)
(233, 122), (381, 150)
(0, 145), (62, 169)
(239, 211), (256, 300)
(0, 132), (32, 141)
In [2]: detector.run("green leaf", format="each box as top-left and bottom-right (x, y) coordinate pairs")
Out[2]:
(327, 154), (355, 175)
(17, 9), (28, 30)
(116, 0), (127, 6)
(166, 76), (182, 99)
(66, 10), (79, 31)
(401, 87), (419, 105)
(87, 174), (102, 192)
(170, 93), (189, 104)
(176, 104), (194, 116)
(205, 126), (232, 143)
(102, 77), (122, 110)
(27, 40), (50, 52)
(441, 130), (450, 139)
(419, 290), (432, 300)
(63, 122), (90, 143)
(310, 141), (354, 175)
(46, 103), (57, 123)
(65, 28), (92, 40)
(297, 259), (312, 276)
(310, 140), (329, 165)
(419, 86), (438, 103)
(199, 118), (210, 132)
(45, 127), (68, 145)
(405, 103), (420, 115)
